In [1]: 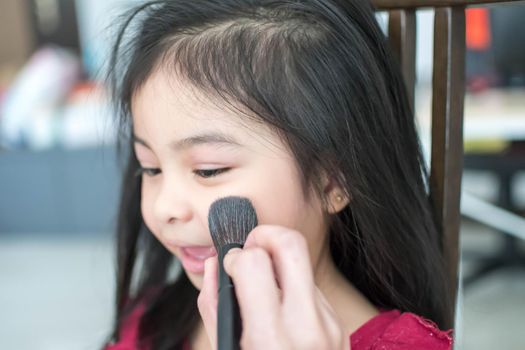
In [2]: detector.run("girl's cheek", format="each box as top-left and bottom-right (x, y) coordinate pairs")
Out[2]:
(141, 182), (159, 235)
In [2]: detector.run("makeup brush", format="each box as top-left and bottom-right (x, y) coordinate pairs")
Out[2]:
(208, 196), (258, 350)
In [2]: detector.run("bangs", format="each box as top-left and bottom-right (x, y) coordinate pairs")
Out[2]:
(135, 6), (331, 134)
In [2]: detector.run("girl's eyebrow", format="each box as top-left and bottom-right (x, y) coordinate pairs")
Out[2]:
(132, 132), (243, 151)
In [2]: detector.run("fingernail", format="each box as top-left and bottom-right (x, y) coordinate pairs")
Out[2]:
(226, 247), (242, 255)
(223, 248), (241, 271)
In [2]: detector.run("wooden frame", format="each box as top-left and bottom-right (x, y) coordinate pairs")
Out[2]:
(372, 0), (524, 329)
(374, 0), (516, 10)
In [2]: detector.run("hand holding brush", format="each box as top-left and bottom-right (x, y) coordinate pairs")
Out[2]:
(207, 196), (258, 350)
(199, 196), (347, 350)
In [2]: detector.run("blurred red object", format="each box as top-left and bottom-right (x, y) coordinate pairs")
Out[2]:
(466, 8), (491, 51)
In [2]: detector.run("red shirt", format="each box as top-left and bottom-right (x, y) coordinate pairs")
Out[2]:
(104, 303), (452, 350)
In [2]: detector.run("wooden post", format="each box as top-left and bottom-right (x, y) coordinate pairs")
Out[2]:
(430, 6), (466, 329)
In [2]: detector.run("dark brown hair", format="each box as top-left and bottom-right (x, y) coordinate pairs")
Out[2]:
(105, 0), (452, 348)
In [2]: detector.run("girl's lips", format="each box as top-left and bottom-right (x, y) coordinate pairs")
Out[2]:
(179, 246), (217, 274)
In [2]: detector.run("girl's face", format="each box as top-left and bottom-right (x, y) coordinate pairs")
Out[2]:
(132, 68), (339, 290)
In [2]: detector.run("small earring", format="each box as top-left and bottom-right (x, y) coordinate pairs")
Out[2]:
(335, 194), (343, 202)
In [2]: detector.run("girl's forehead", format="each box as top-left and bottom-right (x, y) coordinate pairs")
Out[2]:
(133, 70), (244, 129)
(131, 69), (287, 154)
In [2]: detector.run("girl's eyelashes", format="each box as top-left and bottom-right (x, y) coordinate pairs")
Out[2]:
(135, 167), (161, 177)
(193, 168), (230, 178)
(134, 166), (231, 178)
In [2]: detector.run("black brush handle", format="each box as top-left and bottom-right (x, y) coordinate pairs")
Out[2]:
(218, 243), (243, 350)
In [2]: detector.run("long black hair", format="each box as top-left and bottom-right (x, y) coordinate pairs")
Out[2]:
(105, 0), (453, 348)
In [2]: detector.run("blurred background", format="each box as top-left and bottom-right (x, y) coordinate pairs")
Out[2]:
(0, 1), (524, 349)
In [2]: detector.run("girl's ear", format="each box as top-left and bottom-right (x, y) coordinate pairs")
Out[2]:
(321, 172), (350, 214)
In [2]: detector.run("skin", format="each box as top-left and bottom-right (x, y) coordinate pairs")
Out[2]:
(132, 66), (378, 350)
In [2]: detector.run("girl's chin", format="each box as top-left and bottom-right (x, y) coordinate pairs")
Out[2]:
(184, 269), (204, 291)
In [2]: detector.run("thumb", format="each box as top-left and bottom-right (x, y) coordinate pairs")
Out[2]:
(197, 256), (219, 350)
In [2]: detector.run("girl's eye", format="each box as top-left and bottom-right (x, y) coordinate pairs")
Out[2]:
(193, 168), (230, 178)
(135, 167), (161, 177)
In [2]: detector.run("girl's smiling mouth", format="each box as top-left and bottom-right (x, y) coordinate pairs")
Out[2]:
(178, 246), (217, 274)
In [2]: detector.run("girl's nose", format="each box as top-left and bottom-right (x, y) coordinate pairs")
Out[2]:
(153, 178), (193, 225)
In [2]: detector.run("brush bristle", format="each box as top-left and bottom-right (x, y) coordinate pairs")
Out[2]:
(208, 196), (258, 250)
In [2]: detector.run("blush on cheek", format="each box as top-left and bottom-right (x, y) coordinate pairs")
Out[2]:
(250, 185), (304, 229)
(248, 158), (308, 228)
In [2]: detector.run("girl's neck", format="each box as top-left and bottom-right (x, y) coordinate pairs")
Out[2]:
(313, 246), (379, 335)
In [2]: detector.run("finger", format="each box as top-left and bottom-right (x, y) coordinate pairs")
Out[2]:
(197, 256), (219, 350)
(243, 225), (316, 306)
(223, 247), (281, 336)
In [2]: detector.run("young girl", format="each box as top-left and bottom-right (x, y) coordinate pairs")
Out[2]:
(104, 0), (454, 349)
